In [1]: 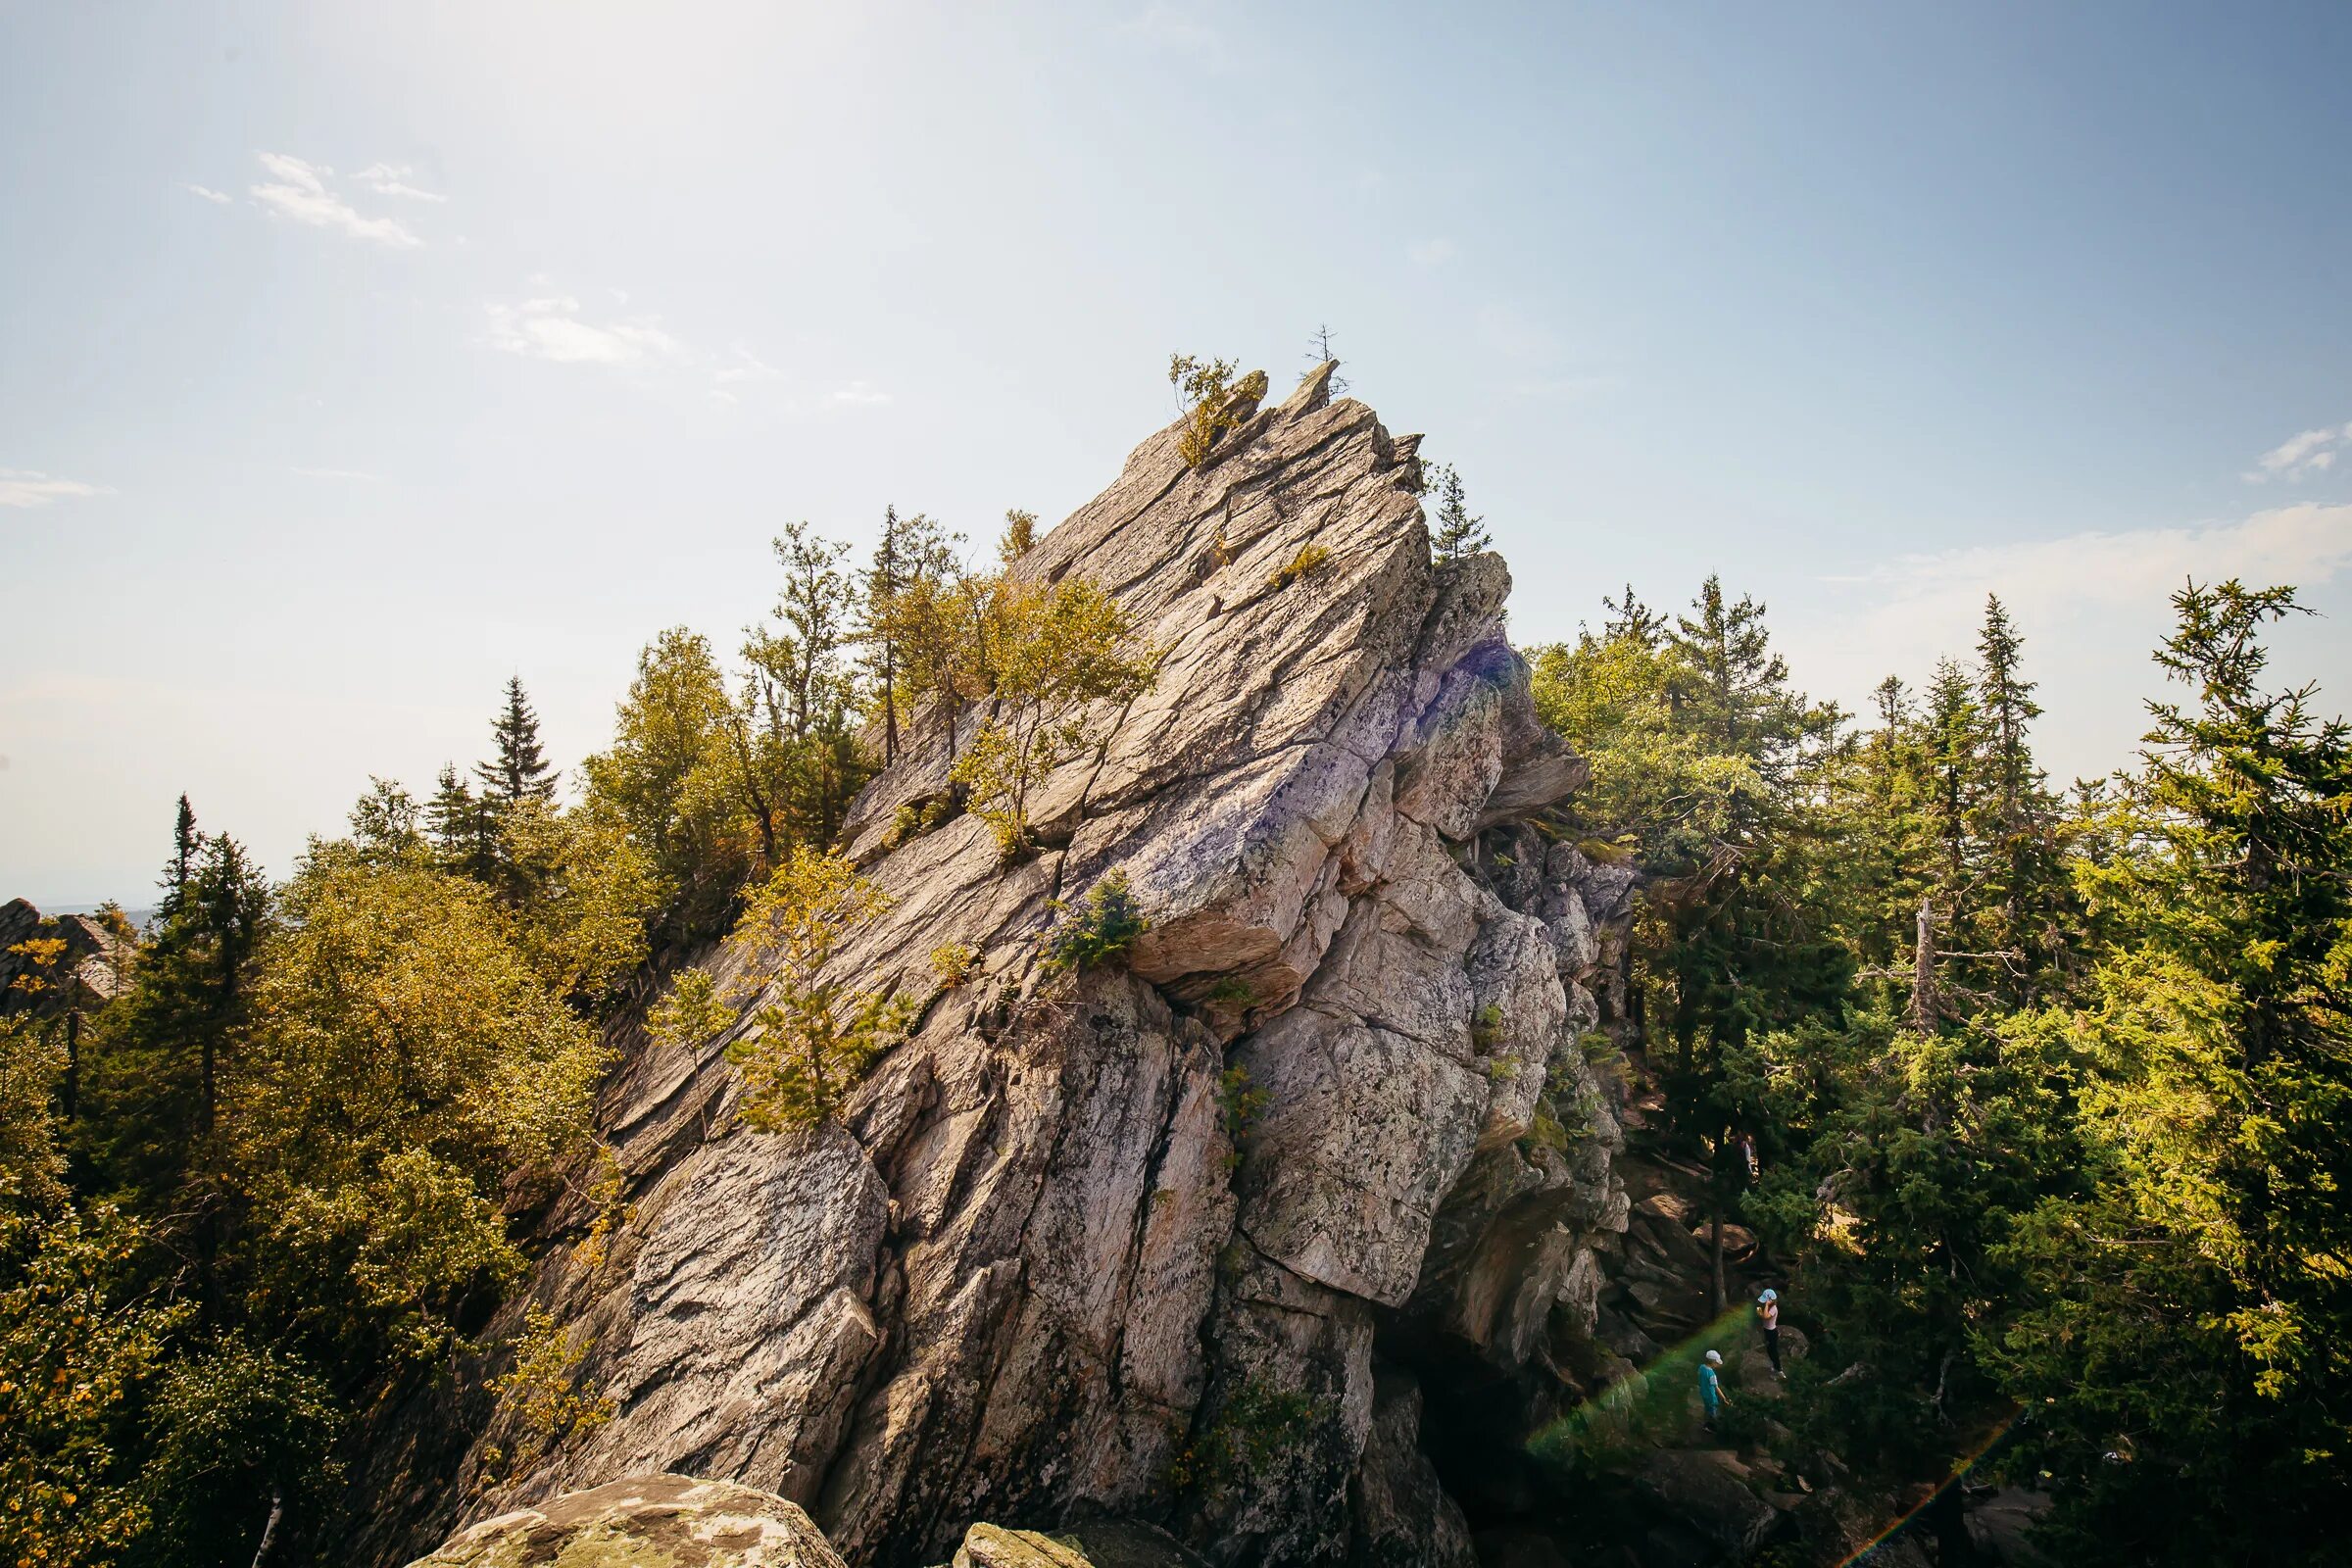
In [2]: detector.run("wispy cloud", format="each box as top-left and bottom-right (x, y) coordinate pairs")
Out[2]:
(183, 183), (231, 205)
(1787, 500), (2352, 780)
(0, 468), (110, 509)
(351, 163), (446, 202)
(289, 466), (383, 482)
(1119, 4), (1231, 68)
(828, 381), (892, 407)
(486, 294), (683, 366)
(714, 344), (783, 386)
(2246, 420), (2352, 483)
(248, 153), (421, 247)
(1409, 237), (1458, 268)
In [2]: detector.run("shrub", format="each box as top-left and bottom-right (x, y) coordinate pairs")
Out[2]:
(1268, 543), (1331, 590)
(1165, 1379), (1318, 1493)
(1043, 871), (1150, 973)
(480, 1307), (613, 1480)
(949, 579), (1156, 858)
(1215, 1064), (1269, 1172)
(1470, 1002), (1506, 1051)
(931, 942), (980, 988)
(647, 967), (730, 1053)
(724, 848), (913, 1131)
(1167, 356), (1264, 467)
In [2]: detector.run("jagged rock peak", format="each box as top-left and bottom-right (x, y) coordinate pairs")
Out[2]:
(354, 373), (1630, 1568)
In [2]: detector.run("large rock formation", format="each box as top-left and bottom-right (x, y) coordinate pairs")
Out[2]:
(352, 366), (1635, 1566)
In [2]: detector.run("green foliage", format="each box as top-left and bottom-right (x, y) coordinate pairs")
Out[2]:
(723, 849), (912, 1131)
(1203, 975), (1255, 1006)
(132, 1336), (341, 1568)
(0, 1201), (183, 1568)
(1267, 542), (1331, 590)
(1214, 1064), (1269, 1172)
(229, 858), (608, 1367)
(581, 627), (756, 941)
(998, 508), (1039, 564)
(949, 577), (1156, 857)
(480, 1306), (613, 1480)
(1165, 1378), (1317, 1493)
(1167, 355), (1262, 466)
(1043, 871), (1151, 974)
(1427, 463), (1490, 561)
(1974, 581), (2352, 1563)
(930, 942), (980, 988)
(647, 966), (730, 1054)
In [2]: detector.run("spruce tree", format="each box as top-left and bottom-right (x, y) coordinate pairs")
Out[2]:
(425, 764), (497, 883)
(475, 676), (558, 814)
(1429, 465), (1491, 561)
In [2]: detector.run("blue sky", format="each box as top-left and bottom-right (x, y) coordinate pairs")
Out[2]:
(6, 2), (2351, 906)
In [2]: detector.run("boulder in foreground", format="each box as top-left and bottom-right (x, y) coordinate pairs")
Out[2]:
(407, 1473), (847, 1568)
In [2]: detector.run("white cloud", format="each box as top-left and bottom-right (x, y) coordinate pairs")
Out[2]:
(828, 381), (892, 407)
(0, 468), (110, 509)
(248, 152), (422, 247)
(1409, 237), (1458, 268)
(184, 183), (231, 204)
(289, 466), (383, 481)
(1120, 5), (1231, 68)
(486, 294), (684, 366)
(714, 344), (782, 386)
(2247, 420), (2352, 482)
(351, 163), (446, 202)
(1788, 501), (2352, 780)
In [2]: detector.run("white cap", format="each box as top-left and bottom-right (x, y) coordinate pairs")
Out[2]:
(1704, 1349), (1723, 1365)
(1759, 1289), (1778, 1302)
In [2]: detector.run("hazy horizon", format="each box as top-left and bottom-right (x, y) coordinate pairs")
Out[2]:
(9, 2), (2352, 906)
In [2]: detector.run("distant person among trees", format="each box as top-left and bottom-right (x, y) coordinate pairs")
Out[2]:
(1756, 1289), (1782, 1377)
(1699, 1348), (1728, 1432)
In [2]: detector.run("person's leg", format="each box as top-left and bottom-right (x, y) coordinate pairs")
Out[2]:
(1766, 1327), (1782, 1374)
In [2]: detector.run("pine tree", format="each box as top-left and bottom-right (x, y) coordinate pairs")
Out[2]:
(1429, 465), (1491, 561)
(163, 794), (200, 921)
(1989, 581), (2352, 1563)
(860, 508), (959, 766)
(78, 809), (270, 1222)
(475, 676), (558, 814)
(425, 763), (497, 883)
(1971, 595), (2070, 1003)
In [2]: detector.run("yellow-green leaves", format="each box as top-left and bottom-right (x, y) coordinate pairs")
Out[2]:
(724, 848), (912, 1131)
(948, 577), (1156, 857)
(1167, 355), (1263, 467)
(230, 859), (609, 1366)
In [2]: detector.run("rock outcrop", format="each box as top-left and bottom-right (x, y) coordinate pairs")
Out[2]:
(405, 1474), (846, 1568)
(351, 366), (1635, 1566)
(0, 898), (132, 1014)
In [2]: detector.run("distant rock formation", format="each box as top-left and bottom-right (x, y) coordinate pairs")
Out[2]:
(0, 898), (132, 1013)
(351, 366), (1637, 1566)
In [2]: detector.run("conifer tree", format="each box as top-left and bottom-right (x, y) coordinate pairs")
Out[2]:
(425, 763), (498, 883)
(860, 508), (959, 766)
(1428, 465), (1491, 561)
(1971, 595), (2070, 1002)
(475, 676), (558, 814)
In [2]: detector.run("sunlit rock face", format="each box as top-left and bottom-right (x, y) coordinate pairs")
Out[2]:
(350, 365), (1631, 1568)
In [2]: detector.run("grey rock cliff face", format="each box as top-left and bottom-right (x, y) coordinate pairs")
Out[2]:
(354, 366), (1632, 1567)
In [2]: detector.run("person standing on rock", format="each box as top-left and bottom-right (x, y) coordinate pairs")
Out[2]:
(1756, 1289), (1782, 1376)
(1699, 1348), (1728, 1432)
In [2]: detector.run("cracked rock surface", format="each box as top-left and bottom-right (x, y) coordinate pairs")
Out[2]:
(351, 366), (1633, 1568)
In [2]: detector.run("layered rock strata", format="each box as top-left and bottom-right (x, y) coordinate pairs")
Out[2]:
(355, 366), (1634, 1567)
